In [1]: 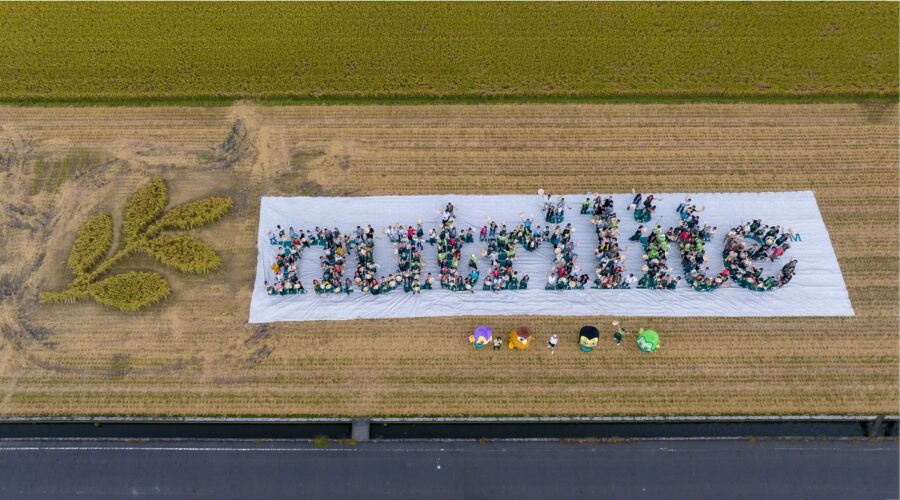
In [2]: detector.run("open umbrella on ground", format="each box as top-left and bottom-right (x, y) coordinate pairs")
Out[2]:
(636, 328), (660, 352)
(579, 325), (600, 352)
(468, 325), (493, 350)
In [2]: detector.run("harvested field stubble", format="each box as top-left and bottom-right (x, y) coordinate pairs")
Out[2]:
(0, 103), (896, 417)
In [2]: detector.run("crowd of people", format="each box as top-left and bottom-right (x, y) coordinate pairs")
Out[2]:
(723, 220), (796, 291)
(544, 221), (590, 290)
(479, 217), (533, 292)
(265, 225), (308, 295)
(350, 227), (382, 293)
(434, 203), (478, 292)
(309, 227), (353, 294)
(673, 199), (725, 291)
(625, 196), (730, 291)
(587, 194), (628, 289)
(264, 224), (386, 295)
(387, 223), (428, 294)
(630, 193), (656, 223)
(501, 216), (544, 252)
(624, 194), (678, 289)
(634, 223), (680, 290)
(543, 194), (567, 224)
(263, 196), (798, 297)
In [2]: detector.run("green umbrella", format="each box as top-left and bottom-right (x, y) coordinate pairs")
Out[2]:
(637, 328), (660, 352)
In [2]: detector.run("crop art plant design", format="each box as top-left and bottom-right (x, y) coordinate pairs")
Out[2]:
(40, 177), (234, 311)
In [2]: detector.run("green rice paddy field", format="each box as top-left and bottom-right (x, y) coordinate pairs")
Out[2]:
(0, 2), (897, 101)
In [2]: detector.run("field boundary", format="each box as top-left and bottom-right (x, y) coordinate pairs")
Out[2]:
(0, 94), (897, 108)
(2, 415), (897, 423)
(0, 416), (896, 440)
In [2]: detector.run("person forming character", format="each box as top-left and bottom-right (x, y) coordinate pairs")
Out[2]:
(629, 226), (644, 241)
(676, 198), (692, 217)
(631, 192), (642, 207)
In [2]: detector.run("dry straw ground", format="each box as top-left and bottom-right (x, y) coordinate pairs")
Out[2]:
(0, 103), (896, 416)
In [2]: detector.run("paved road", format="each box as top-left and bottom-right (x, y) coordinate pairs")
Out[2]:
(0, 439), (896, 499)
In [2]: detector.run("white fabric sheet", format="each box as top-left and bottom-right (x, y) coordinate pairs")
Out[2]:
(249, 191), (853, 322)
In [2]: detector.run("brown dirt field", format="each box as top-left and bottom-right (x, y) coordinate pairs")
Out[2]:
(0, 102), (897, 417)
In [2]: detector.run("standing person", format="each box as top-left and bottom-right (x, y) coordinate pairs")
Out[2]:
(493, 336), (503, 351)
(547, 334), (559, 354)
(613, 320), (625, 346)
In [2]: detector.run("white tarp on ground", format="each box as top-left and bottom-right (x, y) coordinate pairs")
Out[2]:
(249, 191), (853, 323)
